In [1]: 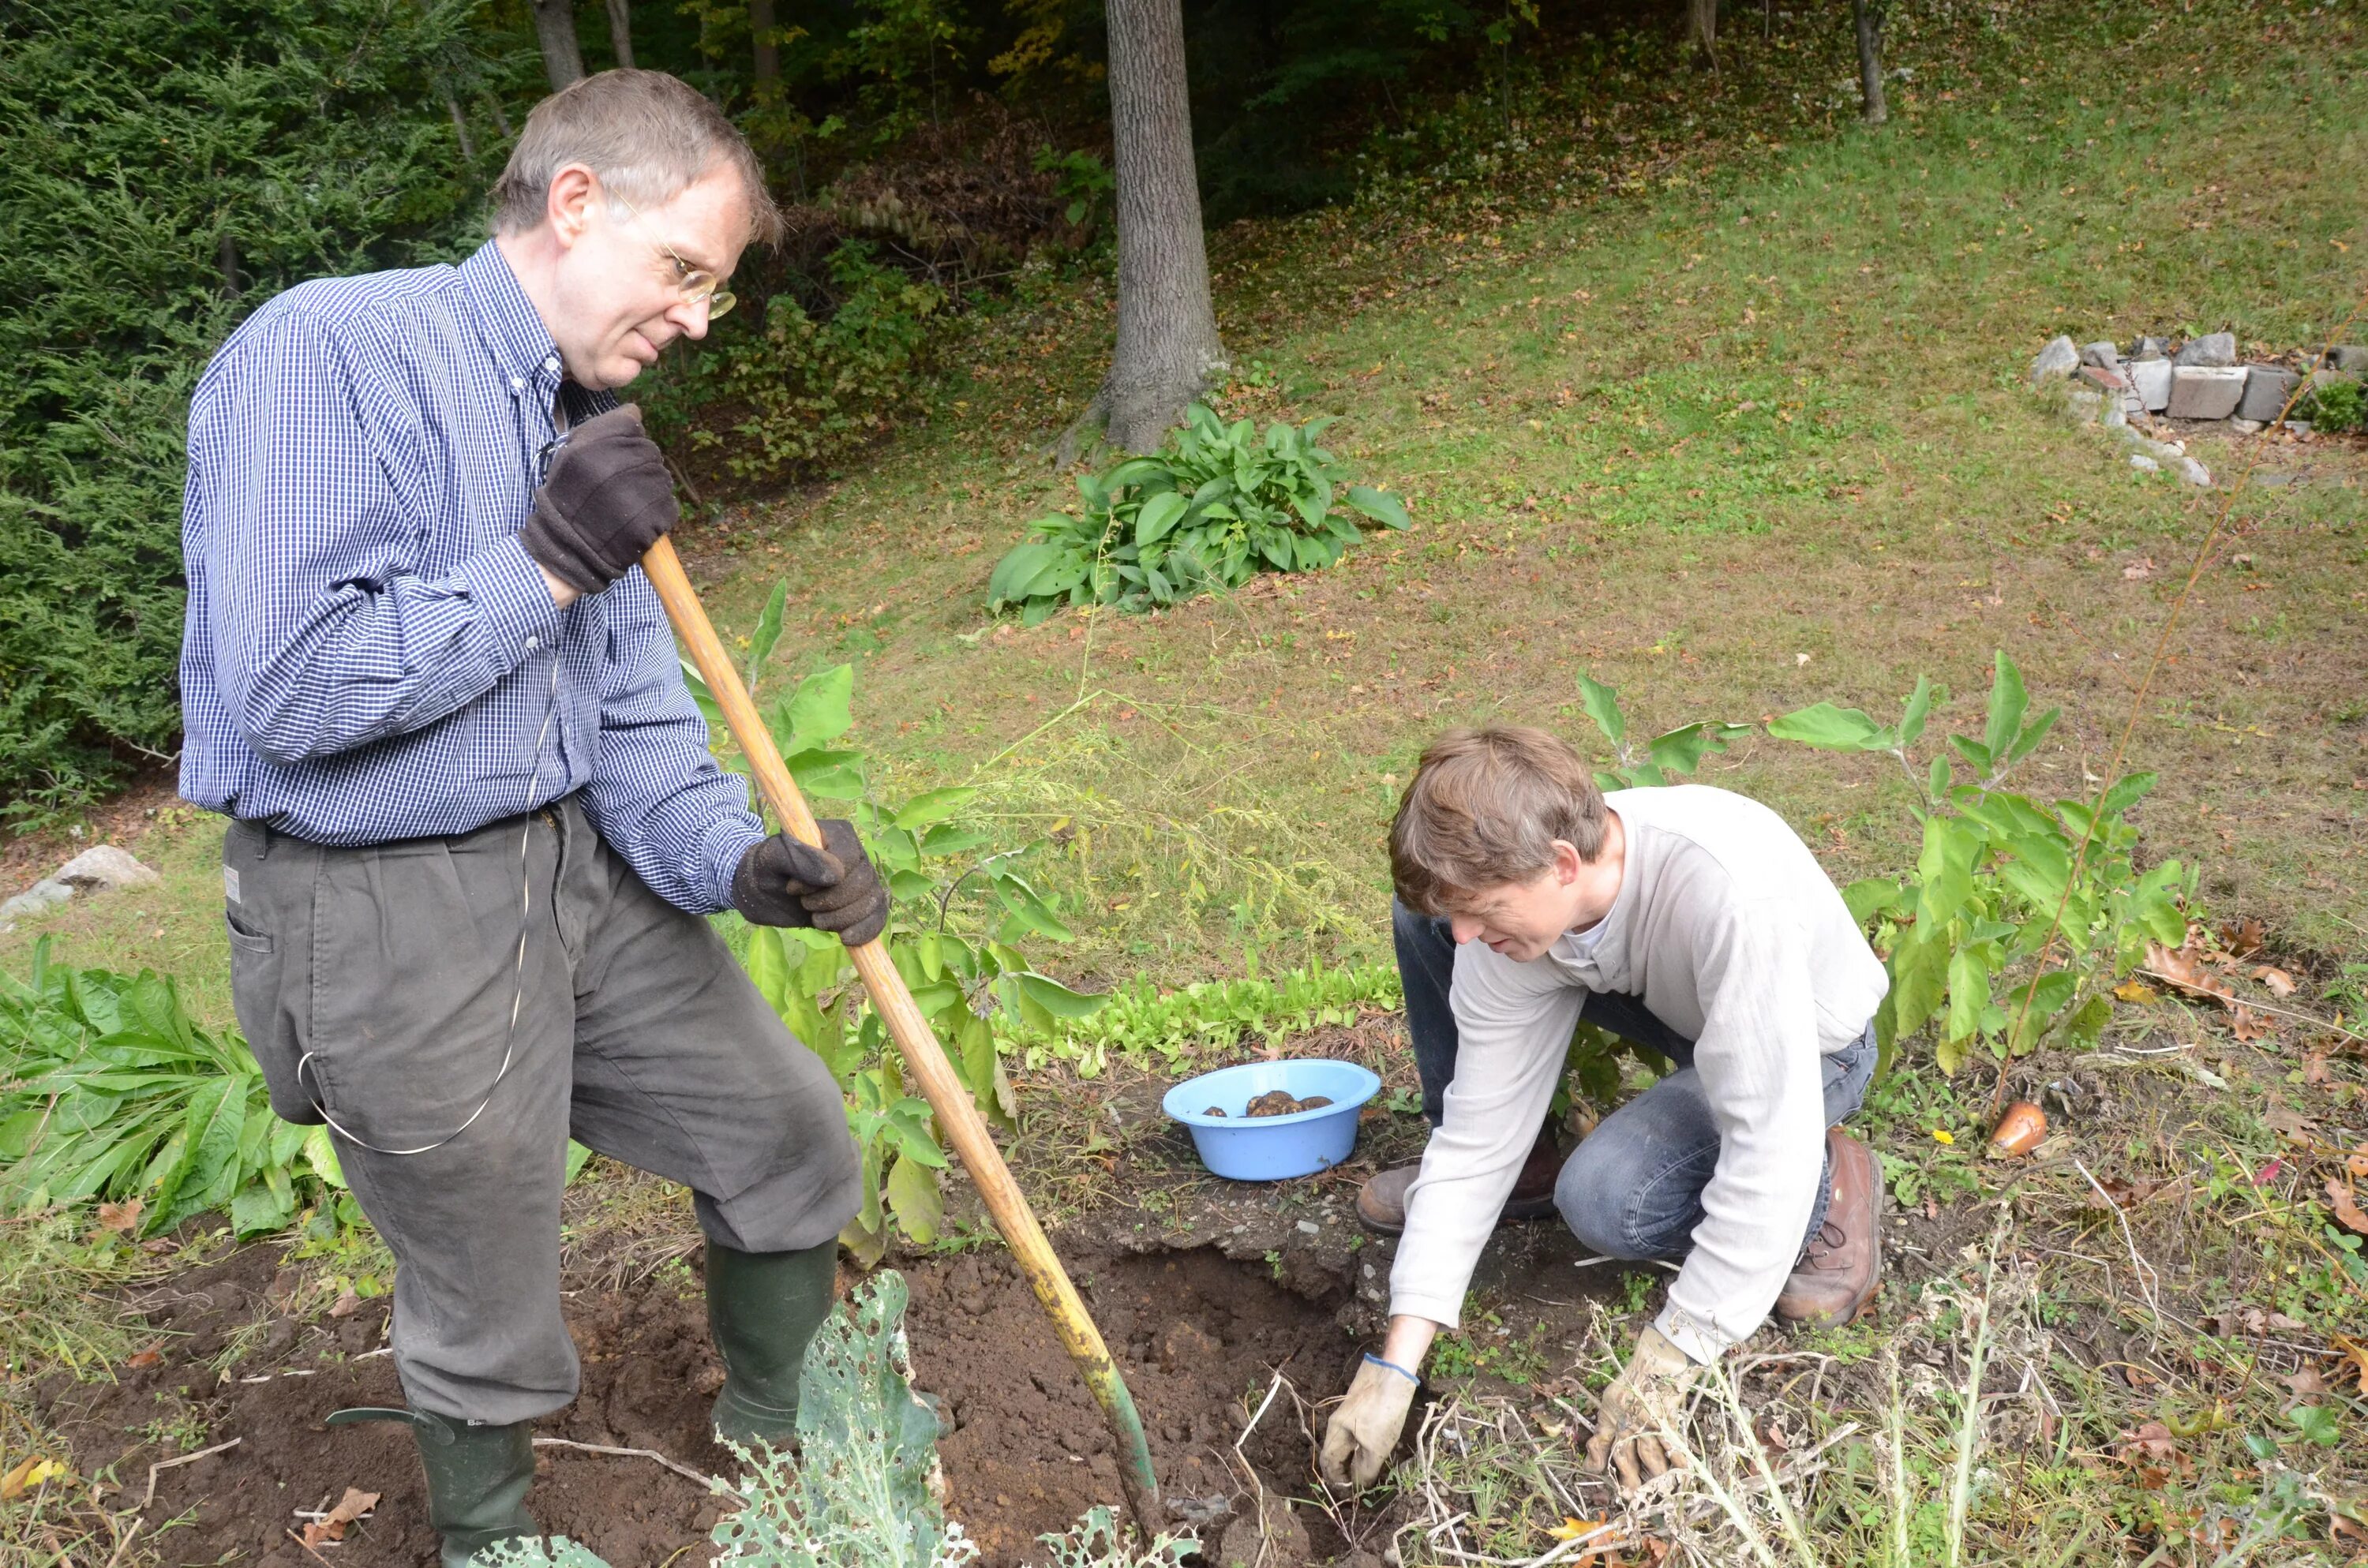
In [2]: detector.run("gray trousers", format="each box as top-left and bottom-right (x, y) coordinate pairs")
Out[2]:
(223, 795), (860, 1424)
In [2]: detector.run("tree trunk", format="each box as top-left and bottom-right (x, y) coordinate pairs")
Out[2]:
(1089, 0), (1225, 456)
(1853, 0), (1888, 125)
(529, 0), (586, 90)
(748, 0), (779, 84)
(1688, 0), (1718, 72)
(605, 0), (635, 68)
(440, 84), (478, 159)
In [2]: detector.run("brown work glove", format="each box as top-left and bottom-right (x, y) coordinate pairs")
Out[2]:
(520, 404), (680, 595)
(1583, 1325), (1702, 1491)
(1318, 1354), (1420, 1490)
(731, 821), (890, 947)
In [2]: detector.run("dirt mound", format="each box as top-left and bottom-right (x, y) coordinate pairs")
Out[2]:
(39, 1235), (1351, 1566)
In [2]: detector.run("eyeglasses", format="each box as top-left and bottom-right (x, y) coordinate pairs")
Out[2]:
(610, 195), (736, 320)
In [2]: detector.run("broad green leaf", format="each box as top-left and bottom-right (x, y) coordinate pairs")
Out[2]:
(884, 1151), (942, 1243)
(1842, 877), (1906, 927)
(1890, 928), (1950, 1042)
(1645, 721), (1752, 780)
(565, 1140), (595, 1184)
(2006, 969), (2078, 1053)
(2063, 993), (2111, 1048)
(230, 1177), (293, 1238)
(991, 874), (1073, 941)
(891, 788), (976, 831)
(2096, 771), (2159, 820)
(1133, 491), (1189, 547)
(304, 1125), (347, 1190)
(1898, 676), (1937, 748)
(1915, 816), (1980, 929)
(744, 581), (788, 690)
(783, 664), (856, 747)
(1982, 651), (2029, 773)
(1946, 945), (1990, 1045)
(786, 747), (866, 799)
(988, 541), (1066, 604)
(2008, 705), (2059, 765)
(1767, 702), (1885, 751)
(1344, 485), (1411, 530)
(1576, 673), (1627, 750)
(1014, 971), (1107, 1020)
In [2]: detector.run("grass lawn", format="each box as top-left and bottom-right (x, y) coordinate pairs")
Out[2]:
(5, 1), (2367, 1562)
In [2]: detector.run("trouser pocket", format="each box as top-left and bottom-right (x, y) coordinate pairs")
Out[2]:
(223, 826), (324, 1125)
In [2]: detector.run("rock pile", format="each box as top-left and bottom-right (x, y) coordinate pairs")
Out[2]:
(2029, 331), (2362, 486)
(0, 843), (159, 925)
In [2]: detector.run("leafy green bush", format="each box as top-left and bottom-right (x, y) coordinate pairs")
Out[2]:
(987, 405), (1411, 624)
(2305, 375), (2364, 435)
(1002, 959), (1403, 1074)
(646, 242), (944, 488)
(485, 1271), (1197, 1568)
(0, 939), (341, 1237)
(0, 0), (505, 817)
(689, 586), (1103, 1263)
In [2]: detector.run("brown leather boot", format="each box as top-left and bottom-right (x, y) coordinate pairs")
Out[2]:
(1774, 1128), (1882, 1327)
(1355, 1132), (1564, 1236)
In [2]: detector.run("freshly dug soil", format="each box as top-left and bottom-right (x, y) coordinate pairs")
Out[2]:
(39, 1234), (1352, 1567)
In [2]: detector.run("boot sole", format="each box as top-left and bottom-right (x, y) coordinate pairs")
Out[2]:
(1356, 1192), (1561, 1238)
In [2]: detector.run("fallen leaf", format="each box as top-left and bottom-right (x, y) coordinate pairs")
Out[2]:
(2303, 1053), (2330, 1087)
(2231, 1005), (2273, 1043)
(125, 1343), (164, 1370)
(2326, 1180), (2368, 1237)
(2146, 940), (2235, 1005)
(2123, 556), (2156, 580)
(2115, 1420), (2180, 1461)
(95, 1198), (144, 1234)
(2284, 1365), (2329, 1403)
(2220, 917), (2266, 957)
(2250, 965), (2296, 997)
(2097, 1175), (2165, 1208)
(2113, 978), (2160, 1005)
(2332, 1513), (2366, 1547)
(2263, 1107), (2317, 1147)
(300, 1486), (381, 1547)
(2350, 1144), (2368, 1181)
(0, 1456), (66, 1500)
(1551, 1517), (1609, 1542)
(2331, 1336), (2368, 1397)
(329, 1286), (362, 1319)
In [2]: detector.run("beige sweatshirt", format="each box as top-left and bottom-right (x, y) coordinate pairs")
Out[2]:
(1388, 784), (1888, 1364)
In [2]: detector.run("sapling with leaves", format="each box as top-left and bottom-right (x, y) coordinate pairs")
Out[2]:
(687, 583), (1105, 1262)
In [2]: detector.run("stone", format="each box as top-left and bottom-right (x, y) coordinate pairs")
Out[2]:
(2229, 417), (2265, 434)
(1213, 1499), (1311, 1568)
(2238, 365), (2297, 423)
(2328, 346), (2368, 373)
(2130, 335), (2171, 360)
(2285, 420), (2314, 436)
(2129, 454), (2160, 473)
(2173, 331), (2237, 368)
(2167, 365), (2246, 419)
(53, 844), (159, 894)
(2081, 340), (2121, 370)
(2029, 335), (2079, 384)
(0, 879), (73, 921)
(2177, 457), (2212, 486)
(2129, 358), (2173, 412)
(2078, 364), (2127, 393)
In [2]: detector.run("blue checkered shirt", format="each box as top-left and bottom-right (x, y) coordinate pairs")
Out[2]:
(178, 241), (766, 913)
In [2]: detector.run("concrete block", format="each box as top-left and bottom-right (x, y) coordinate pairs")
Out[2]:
(2238, 365), (2297, 423)
(2030, 336), (2079, 384)
(2167, 365), (2246, 419)
(2328, 346), (2368, 373)
(2173, 331), (2237, 368)
(2081, 340), (2121, 370)
(2129, 358), (2173, 411)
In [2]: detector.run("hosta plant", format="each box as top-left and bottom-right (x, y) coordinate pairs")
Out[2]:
(688, 585), (1106, 1263)
(987, 403), (1411, 624)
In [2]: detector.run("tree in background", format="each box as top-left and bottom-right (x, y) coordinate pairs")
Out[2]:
(530, 0), (587, 87)
(1853, 0), (1888, 124)
(605, 0), (636, 68)
(1689, 0), (1718, 70)
(1077, 0), (1226, 456)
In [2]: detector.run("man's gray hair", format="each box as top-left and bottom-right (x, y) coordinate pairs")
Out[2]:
(491, 69), (785, 245)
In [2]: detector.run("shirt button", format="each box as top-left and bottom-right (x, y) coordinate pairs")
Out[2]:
(509, 375), (524, 392)
(525, 635), (540, 652)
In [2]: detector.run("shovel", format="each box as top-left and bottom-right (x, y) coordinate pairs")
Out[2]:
(639, 537), (1162, 1536)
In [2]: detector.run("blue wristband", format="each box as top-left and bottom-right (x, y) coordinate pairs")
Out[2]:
(1363, 1353), (1421, 1386)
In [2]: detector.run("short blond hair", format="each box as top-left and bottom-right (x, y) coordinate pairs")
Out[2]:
(1389, 726), (1609, 914)
(491, 69), (785, 246)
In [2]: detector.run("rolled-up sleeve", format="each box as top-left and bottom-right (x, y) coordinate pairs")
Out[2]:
(193, 312), (558, 765)
(576, 570), (766, 915)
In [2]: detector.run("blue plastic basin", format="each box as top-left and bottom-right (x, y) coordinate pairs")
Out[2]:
(1162, 1059), (1383, 1181)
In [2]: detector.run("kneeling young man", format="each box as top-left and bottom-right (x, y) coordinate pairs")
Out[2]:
(1320, 727), (1889, 1492)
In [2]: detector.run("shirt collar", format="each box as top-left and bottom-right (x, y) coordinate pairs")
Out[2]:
(459, 241), (565, 394)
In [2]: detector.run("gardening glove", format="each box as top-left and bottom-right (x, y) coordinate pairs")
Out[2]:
(1319, 1354), (1421, 1490)
(1583, 1324), (1703, 1491)
(731, 821), (890, 947)
(519, 404), (680, 595)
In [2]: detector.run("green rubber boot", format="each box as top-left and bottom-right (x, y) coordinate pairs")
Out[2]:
(704, 1239), (838, 1448)
(327, 1407), (535, 1567)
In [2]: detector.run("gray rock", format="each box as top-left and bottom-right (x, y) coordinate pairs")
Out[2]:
(2237, 365), (2298, 424)
(2129, 358), (2173, 412)
(2059, 387), (2103, 425)
(2130, 335), (2171, 361)
(0, 879), (74, 920)
(2229, 417), (2265, 434)
(2328, 346), (2368, 373)
(2081, 340), (2121, 371)
(2129, 454), (2160, 473)
(2173, 331), (2238, 369)
(2285, 419), (2314, 436)
(2029, 335), (2080, 384)
(2167, 365), (2246, 419)
(54, 844), (159, 894)
(2102, 399), (2128, 429)
(2178, 457), (2212, 486)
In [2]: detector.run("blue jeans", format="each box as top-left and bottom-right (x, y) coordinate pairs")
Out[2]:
(1392, 900), (1878, 1262)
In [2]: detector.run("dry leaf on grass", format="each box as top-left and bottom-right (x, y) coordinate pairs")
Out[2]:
(2332, 1337), (2368, 1398)
(2113, 978), (2159, 1004)
(2283, 1365), (2329, 1403)
(300, 1486), (381, 1547)
(0, 1455), (67, 1500)
(2325, 1180), (2368, 1237)
(2262, 1106), (2318, 1146)
(2231, 1005), (2274, 1043)
(95, 1198), (143, 1234)
(2250, 964), (2296, 997)
(329, 1286), (362, 1319)
(2347, 1143), (2368, 1181)
(2123, 556), (2157, 580)
(2220, 916), (2265, 957)
(2304, 1053), (2331, 1087)
(125, 1343), (164, 1369)
(2145, 941), (2235, 1004)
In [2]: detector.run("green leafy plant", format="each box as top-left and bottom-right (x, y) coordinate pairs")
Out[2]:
(1574, 673), (1752, 789)
(1767, 653), (2192, 1073)
(987, 404), (1411, 624)
(1033, 146), (1115, 237)
(2304, 374), (2364, 435)
(1000, 958), (1401, 1073)
(689, 588), (1104, 1263)
(0, 939), (341, 1237)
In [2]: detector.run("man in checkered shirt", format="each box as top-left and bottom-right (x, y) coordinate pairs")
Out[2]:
(179, 71), (882, 1566)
